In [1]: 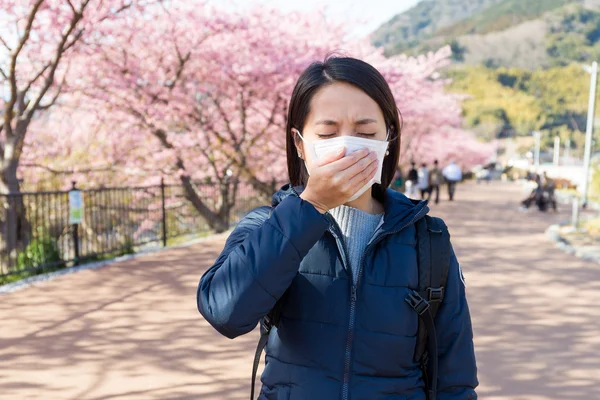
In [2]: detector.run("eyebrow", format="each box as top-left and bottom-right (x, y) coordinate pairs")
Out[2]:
(355, 118), (378, 125)
(314, 118), (378, 126)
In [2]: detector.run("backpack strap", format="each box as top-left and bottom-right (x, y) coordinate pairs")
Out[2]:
(406, 215), (451, 400)
(249, 206), (281, 400)
(251, 306), (283, 400)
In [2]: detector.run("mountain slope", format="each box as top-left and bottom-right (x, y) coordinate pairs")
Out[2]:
(372, 0), (590, 63)
(371, 0), (503, 55)
(436, 0), (572, 37)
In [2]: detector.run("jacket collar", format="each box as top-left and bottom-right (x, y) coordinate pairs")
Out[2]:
(272, 184), (429, 232)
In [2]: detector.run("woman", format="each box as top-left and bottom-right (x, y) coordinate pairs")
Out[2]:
(197, 57), (478, 400)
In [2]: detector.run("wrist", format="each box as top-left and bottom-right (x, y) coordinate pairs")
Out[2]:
(300, 192), (328, 214)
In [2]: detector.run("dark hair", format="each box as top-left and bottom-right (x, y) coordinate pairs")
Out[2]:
(434, 159), (439, 165)
(286, 57), (402, 201)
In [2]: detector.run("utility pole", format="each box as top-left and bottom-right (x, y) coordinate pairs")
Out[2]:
(553, 136), (560, 166)
(582, 61), (598, 208)
(534, 131), (541, 170)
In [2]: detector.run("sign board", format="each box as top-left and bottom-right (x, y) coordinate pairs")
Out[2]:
(69, 190), (84, 224)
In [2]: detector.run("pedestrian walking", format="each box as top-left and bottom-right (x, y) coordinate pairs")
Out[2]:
(405, 161), (418, 198)
(417, 163), (431, 200)
(443, 161), (463, 201)
(197, 56), (478, 400)
(430, 160), (444, 204)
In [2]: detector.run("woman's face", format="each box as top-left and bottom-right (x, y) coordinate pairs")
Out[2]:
(296, 82), (387, 171)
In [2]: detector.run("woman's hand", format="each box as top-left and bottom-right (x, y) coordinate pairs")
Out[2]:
(300, 148), (378, 214)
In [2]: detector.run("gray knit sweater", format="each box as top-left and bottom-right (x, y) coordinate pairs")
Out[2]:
(329, 205), (383, 285)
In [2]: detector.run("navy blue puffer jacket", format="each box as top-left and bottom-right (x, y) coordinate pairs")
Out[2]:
(197, 185), (478, 400)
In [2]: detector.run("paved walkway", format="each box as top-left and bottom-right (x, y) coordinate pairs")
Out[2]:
(1, 182), (598, 400)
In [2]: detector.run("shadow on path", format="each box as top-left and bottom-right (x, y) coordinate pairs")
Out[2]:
(1, 182), (598, 400)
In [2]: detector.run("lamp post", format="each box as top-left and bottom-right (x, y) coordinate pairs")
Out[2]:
(581, 61), (598, 208)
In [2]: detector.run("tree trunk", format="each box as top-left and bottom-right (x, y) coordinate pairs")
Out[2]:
(179, 174), (229, 233)
(0, 166), (32, 274)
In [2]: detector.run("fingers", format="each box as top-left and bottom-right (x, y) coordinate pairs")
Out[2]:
(322, 148), (370, 172)
(317, 147), (346, 167)
(342, 151), (378, 179)
(346, 160), (378, 190)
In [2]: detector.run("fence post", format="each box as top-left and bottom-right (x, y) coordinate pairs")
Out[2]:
(161, 177), (167, 247)
(70, 181), (80, 265)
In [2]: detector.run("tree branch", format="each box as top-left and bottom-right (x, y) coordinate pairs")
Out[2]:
(22, 63), (51, 95)
(167, 42), (191, 90)
(21, 162), (115, 175)
(207, 94), (238, 145)
(25, 0), (90, 122)
(38, 73), (67, 110)
(0, 36), (11, 51)
(5, 0), (44, 132)
(66, 0), (77, 14)
(247, 96), (281, 148)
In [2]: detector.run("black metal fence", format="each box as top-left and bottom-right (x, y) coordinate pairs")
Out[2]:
(0, 179), (280, 278)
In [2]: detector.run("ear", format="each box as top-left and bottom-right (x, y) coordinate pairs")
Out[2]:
(292, 129), (305, 159)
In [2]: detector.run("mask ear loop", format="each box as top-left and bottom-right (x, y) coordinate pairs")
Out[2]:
(292, 128), (306, 142)
(385, 128), (391, 156)
(293, 128), (306, 159)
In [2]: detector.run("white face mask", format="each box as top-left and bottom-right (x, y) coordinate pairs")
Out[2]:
(296, 130), (390, 202)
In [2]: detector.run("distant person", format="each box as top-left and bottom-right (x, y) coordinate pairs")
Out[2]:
(521, 174), (543, 210)
(405, 162), (418, 198)
(542, 172), (558, 212)
(430, 160), (444, 204)
(392, 167), (404, 191)
(417, 163), (431, 200)
(522, 172), (557, 212)
(443, 161), (463, 201)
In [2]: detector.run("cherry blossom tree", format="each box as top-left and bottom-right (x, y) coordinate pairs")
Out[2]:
(0, 0), (153, 270)
(16, 3), (495, 235)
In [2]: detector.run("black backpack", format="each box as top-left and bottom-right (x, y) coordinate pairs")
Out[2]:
(251, 215), (451, 400)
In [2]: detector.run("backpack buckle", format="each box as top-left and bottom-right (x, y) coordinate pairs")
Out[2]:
(260, 315), (273, 335)
(405, 290), (430, 315)
(427, 287), (445, 303)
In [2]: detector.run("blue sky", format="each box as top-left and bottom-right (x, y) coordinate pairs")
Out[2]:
(217, 0), (422, 37)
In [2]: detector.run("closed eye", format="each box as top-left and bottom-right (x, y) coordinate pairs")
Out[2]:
(317, 133), (377, 138)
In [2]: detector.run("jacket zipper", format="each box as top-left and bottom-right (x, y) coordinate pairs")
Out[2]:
(293, 186), (429, 400)
(340, 206), (429, 400)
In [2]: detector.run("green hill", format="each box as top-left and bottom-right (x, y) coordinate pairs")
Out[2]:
(437, 0), (571, 37)
(373, 0), (599, 68)
(372, 0), (503, 55)
(372, 0), (600, 158)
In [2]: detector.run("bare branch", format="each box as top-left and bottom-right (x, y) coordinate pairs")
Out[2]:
(21, 162), (114, 175)
(63, 29), (85, 53)
(0, 67), (7, 79)
(37, 87), (63, 110)
(0, 36), (11, 51)
(25, 1), (88, 121)
(207, 94), (238, 144)
(0, 125), (4, 155)
(246, 96), (281, 149)
(22, 63), (51, 94)
(166, 42), (191, 90)
(5, 0), (45, 131)
(66, 0), (77, 14)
